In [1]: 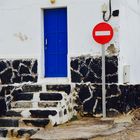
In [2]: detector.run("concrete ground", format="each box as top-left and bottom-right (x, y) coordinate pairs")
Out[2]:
(30, 114), (138, 140)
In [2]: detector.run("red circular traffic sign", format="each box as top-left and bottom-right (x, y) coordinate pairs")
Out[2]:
(92, 22), (114, 45)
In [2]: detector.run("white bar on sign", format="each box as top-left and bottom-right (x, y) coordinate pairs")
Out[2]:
(95, 31), (111, 36)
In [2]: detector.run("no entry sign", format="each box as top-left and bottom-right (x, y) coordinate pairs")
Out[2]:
(92, 22), (114, 44)
(92, 22), (114, 118)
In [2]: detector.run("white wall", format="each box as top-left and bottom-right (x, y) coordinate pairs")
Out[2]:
(0, 0), (119, 83)
(68, 0), (119, 56)
(119, 0), (140, 84)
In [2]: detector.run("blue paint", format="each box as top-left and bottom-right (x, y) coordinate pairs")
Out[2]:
(44, 8), (67, 77)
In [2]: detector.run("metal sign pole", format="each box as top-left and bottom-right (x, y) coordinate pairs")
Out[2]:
(102, 44), (106, 118)
(92, 22), (113, 118)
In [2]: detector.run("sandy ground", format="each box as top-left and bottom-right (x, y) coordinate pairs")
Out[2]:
(92, 121), (140, 140)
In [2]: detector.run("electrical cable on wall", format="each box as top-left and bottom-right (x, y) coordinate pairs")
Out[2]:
(102, 0), (112, 22)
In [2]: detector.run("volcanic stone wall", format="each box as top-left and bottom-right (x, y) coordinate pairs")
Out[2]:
(0, 55), (139, 118)
(0, 59), (37, 84)
(71, 55), (118, 83)
(74, 84), (140, 116)
(0, 84), (73, 123)
(70, 55), (140, 116)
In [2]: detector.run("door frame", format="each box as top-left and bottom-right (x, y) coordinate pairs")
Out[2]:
(39, 7), (70, 84)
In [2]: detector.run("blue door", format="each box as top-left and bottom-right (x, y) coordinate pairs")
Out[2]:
(44, 8), (67, 77)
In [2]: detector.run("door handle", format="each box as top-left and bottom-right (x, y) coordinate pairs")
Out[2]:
(45, 38), (48, 45)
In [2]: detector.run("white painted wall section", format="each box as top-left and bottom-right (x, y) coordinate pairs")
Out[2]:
(0, 0), (128, 83)
(119, 0), (140, 84)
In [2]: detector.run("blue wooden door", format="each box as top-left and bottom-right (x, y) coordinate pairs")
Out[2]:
(44, 8), (67, 77)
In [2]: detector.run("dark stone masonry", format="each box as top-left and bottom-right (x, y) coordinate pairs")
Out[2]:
(0, 119), (18, 127)
(0, 59), (38, 84)
(40, 93), (63, 101)
(0, 84), (71, 117)
(23, 119), (50, 127)
(71, 55), (118, 83)
(75, 84), (140, 116)
(0, 84), (42, 116)
(0, 54), (140, 136)
(70, 55), (140, 116)
(46, 85), (71, 95)
(29, 110), (57, 118)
